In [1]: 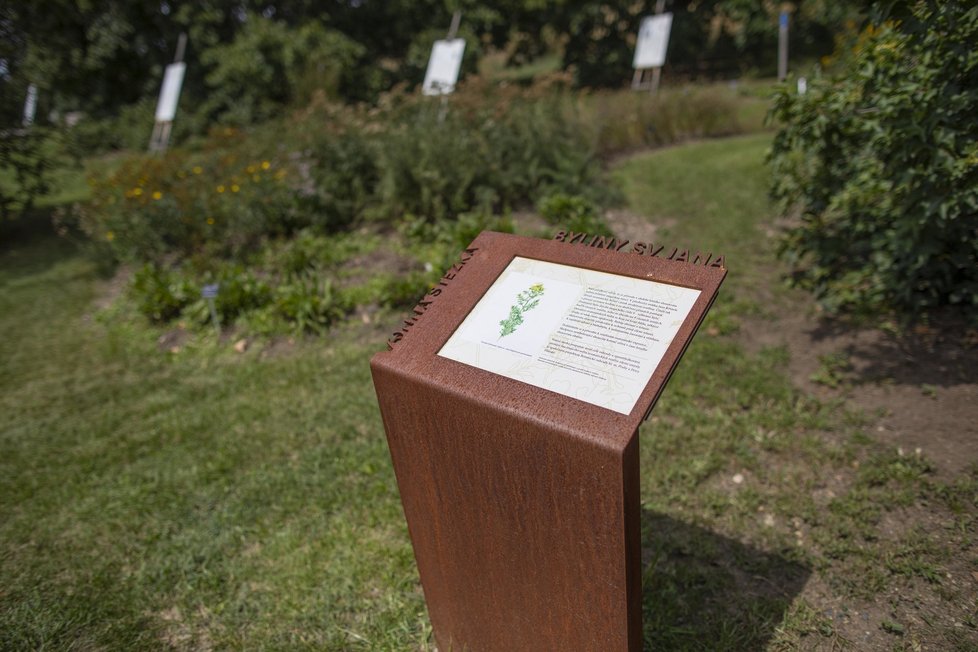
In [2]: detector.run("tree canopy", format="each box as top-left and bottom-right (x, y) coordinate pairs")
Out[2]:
(1, 1), (865, 129)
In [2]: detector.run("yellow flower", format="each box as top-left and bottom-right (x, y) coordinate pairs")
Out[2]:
(231, 184), (240, 193)
(192, 166), (203, 175)
(152, 191), (162, 200)
(206, 217), (215, 225)
(217, 185), (226, 193)
(131, 187), (143, 197)
(260, 160), (271, 170)
(106, 231), (115, 241)
(530, 283), (544, 293)
(246, 164), (257, 174)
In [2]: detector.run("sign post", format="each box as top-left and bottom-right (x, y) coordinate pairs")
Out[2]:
(778, 10), (790, 81)
(371, 231), (726, 650)
(202, 283), (220, 338)
(149, 33), (187, 154)
(632, 1), (671, 93)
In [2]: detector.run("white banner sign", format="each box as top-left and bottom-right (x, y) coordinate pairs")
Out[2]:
(22, 84), (38, 126)
(154, 62), (186, 122)
(633, 13), (673, 69)
(422, 38), (465, 96)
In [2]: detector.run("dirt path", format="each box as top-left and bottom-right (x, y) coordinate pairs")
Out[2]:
(741, 307), (978, 479)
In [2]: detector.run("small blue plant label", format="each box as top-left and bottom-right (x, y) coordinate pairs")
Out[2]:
(202, 283), (220, 299)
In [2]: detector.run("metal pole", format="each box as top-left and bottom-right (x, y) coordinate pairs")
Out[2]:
(649, 0), (666, 94)
(437, 11), (462, 123)
(778, 11), (789, 81)
(447, 11), (461, 39)
(207, 296), (221, 338)
(174, 32), (187, 64)
(649, 67), (662, 95)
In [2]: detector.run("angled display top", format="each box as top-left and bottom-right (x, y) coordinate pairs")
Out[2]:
(372, 231), (726, 446)
(438, 257), (701, 415)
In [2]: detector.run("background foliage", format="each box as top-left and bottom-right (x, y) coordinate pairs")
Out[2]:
(769, 1), (978, 319)
(1, 1), (865, 130)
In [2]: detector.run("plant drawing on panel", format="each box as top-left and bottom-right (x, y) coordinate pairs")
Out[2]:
(499, 283), (545, 337)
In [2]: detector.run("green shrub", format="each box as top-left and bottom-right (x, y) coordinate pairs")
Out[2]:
(537, 192), (612, 236)
(270, 274), (350, 335)
(0, 127), (57, 220)
(130, 264), (197, 323)
(125, 232), (385, 334)
(75, 142), (299, 263)
(769, 3), (978, 318)
(200, 17), (365, 126)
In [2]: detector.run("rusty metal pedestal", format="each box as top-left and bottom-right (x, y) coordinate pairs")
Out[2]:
(371, 232), (725, 651)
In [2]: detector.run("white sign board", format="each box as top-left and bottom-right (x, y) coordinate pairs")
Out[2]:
(22, 84), (38, 126)
(438, 257), (701, 415)
(154, 62), (186, 122)
(422, 38), (465, 96)
(633, 13), (673, 69)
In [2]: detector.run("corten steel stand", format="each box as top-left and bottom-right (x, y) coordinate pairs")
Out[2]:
(371, 232), (725, 651)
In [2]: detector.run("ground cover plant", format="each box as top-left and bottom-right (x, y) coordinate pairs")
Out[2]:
(2, 135), (975, 650)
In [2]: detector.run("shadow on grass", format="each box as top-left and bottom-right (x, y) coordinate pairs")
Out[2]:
(806, 312), (978, 388)
(642, 510), (810, 650)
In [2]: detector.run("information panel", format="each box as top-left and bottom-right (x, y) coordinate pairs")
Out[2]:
(422, 38), (465, 96)
(633, 13), (673, 69)
(155, 62), (186, 122)
(438, 256), (700, 415)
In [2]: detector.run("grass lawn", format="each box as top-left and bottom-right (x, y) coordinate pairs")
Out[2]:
(2, 135), (975, 650)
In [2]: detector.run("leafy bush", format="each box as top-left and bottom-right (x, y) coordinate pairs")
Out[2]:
(200, 17), (366, 126)
(399, 210), (514, 272)
(75, 141), (299, 263)
(537, 193), (612, 236)
(0, 127), (56, 220)
(130, 264), (197, 323)
(364, 76), (605, 221)
(769, 3), (978, 318)
(125, 231), (407, 334)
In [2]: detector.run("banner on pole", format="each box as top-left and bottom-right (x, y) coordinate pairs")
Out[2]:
(422, 39), (465, 96)
(22, 84), (38, 126)
(633, 13), (673, 70)
(155, 62), (186, 122)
